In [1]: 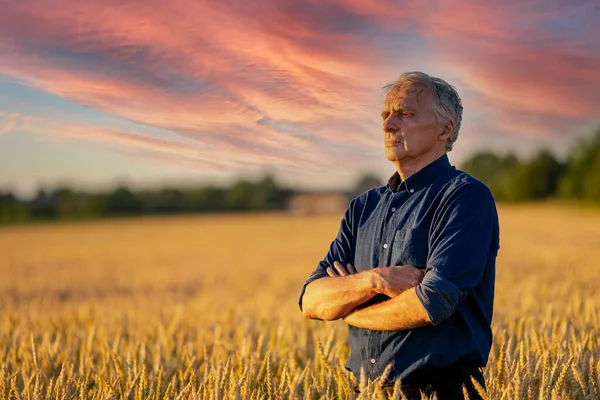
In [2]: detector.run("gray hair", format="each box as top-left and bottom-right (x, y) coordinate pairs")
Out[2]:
(382, 71), (463, 152)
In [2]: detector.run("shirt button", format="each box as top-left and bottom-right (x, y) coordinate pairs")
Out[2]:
(409, 188), (415, 193)
(370, 358), (376, 364)
(391, 207), (396, 212)
(383, 243), (388, 249)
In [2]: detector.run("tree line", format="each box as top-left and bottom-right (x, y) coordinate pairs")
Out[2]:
(0, 175), (295, 225)
(460, 126), (600, 202)
(1, 126), (599, 225)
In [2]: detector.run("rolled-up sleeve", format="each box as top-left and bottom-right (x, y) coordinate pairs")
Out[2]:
(298, 199), (357, 312)
(298, 267), (329, 312)
(415, 182), (498, 325)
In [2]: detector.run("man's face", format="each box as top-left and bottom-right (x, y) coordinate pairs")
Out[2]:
(381, 87), (445, 163)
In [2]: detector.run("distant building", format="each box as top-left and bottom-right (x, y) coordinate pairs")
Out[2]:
(288, 191), (349, 216)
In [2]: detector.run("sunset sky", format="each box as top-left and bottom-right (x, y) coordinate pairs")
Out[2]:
(1, 0), (599, 198)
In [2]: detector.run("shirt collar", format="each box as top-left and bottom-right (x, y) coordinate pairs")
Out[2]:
(386, 154), (453, 193)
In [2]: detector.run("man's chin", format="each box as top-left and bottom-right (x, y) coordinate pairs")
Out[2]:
(384, 150), (404, 162)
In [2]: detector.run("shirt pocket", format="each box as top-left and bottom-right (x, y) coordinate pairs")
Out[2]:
(390, 228), (429, 268)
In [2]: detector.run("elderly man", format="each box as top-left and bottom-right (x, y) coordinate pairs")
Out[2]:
(298, 72), (500, 399)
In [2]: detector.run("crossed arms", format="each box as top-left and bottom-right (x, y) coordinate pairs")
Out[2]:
(301, 261), (432, 331)
(300, 183), (497, 331)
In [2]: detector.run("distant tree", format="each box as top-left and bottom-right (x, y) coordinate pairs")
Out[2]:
(29, 189), (57, 220)
(105, 187), (144, 215)
(226, 180), (256, 211)
(254, 175), (291, 209)
(197, 187), (228, 212)
(78, 193), (107, 219)
(558, 127), (600, 201)
(460, 152), (519, 200)
(504, 150), (566, 201)
(153, 188), (187, 214)
(225, 175), (291, 211)
(55, 187), (77, 220)
(0, 191), (20, 223)
(582, 152), (600, 201)
(352, 173), (383, 197)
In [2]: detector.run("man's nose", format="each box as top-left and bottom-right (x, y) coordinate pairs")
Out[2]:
(383, 115), (398, 134)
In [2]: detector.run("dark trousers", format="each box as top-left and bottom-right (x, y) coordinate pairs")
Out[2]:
(354, 361), (486, 400)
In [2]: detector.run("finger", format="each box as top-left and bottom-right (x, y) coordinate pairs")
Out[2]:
(333, 261), (348, 276)
(326, 267), (338, 277)
(346, 263), (358, 274)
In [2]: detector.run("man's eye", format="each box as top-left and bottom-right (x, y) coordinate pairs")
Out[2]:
(382, 113), (390, 120)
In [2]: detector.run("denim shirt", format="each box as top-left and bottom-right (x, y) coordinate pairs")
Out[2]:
(298, 154), (500, 382)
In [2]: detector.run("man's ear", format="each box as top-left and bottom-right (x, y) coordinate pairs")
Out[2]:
(439, 120), (454, 140)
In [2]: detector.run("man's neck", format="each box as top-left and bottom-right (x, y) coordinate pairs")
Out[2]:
(394, 149), (447, 181)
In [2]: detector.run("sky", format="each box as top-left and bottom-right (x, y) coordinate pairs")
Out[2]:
(0, 0), (599, 199)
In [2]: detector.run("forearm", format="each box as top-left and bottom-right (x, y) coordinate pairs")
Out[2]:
(302, 271), (378, 321)
(342, 287), (431, 330)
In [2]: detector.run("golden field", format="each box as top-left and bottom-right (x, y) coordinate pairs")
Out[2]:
(0, 204), (599, 399)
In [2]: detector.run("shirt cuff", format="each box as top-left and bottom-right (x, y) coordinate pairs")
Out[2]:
(298, 269), (328, 312)
(415, 270), (465, 325)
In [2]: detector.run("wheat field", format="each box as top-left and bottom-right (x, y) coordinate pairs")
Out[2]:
(0, 204), (599, 399)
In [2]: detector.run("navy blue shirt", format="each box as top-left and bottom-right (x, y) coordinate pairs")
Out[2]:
(298, 154), (500, 382)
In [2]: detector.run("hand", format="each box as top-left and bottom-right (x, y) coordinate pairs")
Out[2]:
(371, 265), (425, 298)
(326, 261), (358, 277)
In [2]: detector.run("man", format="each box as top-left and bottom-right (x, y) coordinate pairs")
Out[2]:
(298, 72), (500, 400)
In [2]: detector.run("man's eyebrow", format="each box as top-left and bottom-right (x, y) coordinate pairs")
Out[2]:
(394, 104), (416, 111)
(381, 105), (417, 117)
(381, 106), (394, 117)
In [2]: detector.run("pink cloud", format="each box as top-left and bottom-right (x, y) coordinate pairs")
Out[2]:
(0, 111), (41, 136)
(418, 0), (600, 138)
(0, 112), (21, 135)
(0, 0), (394, 167)
(6, 110), (333, 174)
(0, 0), (598, 179)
